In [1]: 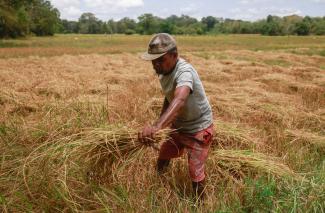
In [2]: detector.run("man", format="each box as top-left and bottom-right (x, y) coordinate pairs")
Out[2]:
(138, 33), (213, 199)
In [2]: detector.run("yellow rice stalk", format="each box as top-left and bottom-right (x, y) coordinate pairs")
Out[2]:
(214, 120), (259, 149)
(285, 129), (325, 148)
(211, 149), (300, 180)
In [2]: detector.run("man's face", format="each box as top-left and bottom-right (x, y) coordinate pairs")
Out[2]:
(152, 53), (177, 75)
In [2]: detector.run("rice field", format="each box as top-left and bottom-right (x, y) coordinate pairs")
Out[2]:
(0, 34), (324, 212)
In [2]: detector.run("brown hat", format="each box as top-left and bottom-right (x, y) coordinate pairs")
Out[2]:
(141, 33), (177, 61)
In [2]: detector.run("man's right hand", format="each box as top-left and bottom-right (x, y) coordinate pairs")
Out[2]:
(138, 125), (160, 145)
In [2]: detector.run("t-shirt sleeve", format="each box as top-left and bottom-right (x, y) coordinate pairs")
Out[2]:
(176, 71), (193, 92)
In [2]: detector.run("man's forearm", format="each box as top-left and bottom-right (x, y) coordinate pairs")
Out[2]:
(160, 97), (169, 117)
(154, 97), (186, 129)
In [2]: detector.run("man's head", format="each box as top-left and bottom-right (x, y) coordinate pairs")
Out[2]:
(141, 33), (179, 75)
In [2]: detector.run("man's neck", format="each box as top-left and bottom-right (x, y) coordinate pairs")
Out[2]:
(163, 58), (179, 76)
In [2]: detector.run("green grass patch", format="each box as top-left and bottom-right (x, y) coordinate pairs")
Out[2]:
(289, 48), (325, 57)
(0, 193), (6, 205)
(263, 59), (291, 67)
(319, 49), (325, 56)
(243, 178), (276, 212)
(242, 175), (325, 212)
(193, 52), (228, 60)
(1, 34), (325, 58)
(0, 39), (29, 48)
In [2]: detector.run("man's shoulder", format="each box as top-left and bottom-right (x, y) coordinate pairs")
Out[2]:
(176, 58), (195, 74)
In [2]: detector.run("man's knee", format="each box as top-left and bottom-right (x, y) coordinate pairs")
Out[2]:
(189, 164), (206, 183)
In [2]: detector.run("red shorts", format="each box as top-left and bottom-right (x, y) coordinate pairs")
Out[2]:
(158, 124), (214, 182)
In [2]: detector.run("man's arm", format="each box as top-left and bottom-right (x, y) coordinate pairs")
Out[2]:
(138, 86), (191, 144)
(160, 97), (169, 117)
(139, 86), (191, 144)
(154, 86), (190, 129)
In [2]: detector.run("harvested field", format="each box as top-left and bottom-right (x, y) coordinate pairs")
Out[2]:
(0, 35), (324, 212)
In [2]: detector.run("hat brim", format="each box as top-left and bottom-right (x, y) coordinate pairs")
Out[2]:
(140, 52), (167, 61)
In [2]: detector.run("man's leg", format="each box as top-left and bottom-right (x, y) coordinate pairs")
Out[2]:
(156, 159), (170, 174)
(188, 142), (209, 200)
(192, 179), (205, 199)
(157, 133), (184, 174)
(185, 126), (213, 200)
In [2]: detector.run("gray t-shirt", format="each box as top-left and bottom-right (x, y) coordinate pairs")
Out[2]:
(159, 58), (213, 133)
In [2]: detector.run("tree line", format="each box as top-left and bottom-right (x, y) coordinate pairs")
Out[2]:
(55, 13), (325, 36)
(1, 0), (324, 38)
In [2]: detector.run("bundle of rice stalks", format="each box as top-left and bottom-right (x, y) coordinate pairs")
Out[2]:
(210, 149), (301, 182)
(22, 125), (172, 203)
(285, 129), (325, 149)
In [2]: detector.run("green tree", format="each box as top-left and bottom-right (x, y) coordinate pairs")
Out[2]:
(116, 17), (136, 34)
(60, 19), (79, 33)
(281, 15), (303, 35)
(294, 21), (310, 35)
(0, 0), (59, 38)
(312, 18), (325, 35)
(260, 15), (282, 35)
(30, 0), (60, 36)
(78, 13), (100, 34)
(238, 21), (254, 34)
(160, 19), (175, 34)
(107, 19), (117, 34)
(201, 16), (219, 32)
(137, 13), (161, 34)
(164, 15), (199, 34)
(187, 22), (205, 34)
(0, 4), (23, 37)
(100, 22), (109, 34)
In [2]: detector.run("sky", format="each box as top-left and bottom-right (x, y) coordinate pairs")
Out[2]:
(50, 0), (325, 21)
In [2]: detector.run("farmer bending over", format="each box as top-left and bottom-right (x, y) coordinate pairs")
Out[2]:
(138, 33), (213, 199)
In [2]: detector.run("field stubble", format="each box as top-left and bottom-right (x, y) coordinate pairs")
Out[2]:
(0, 35), (324, 212)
